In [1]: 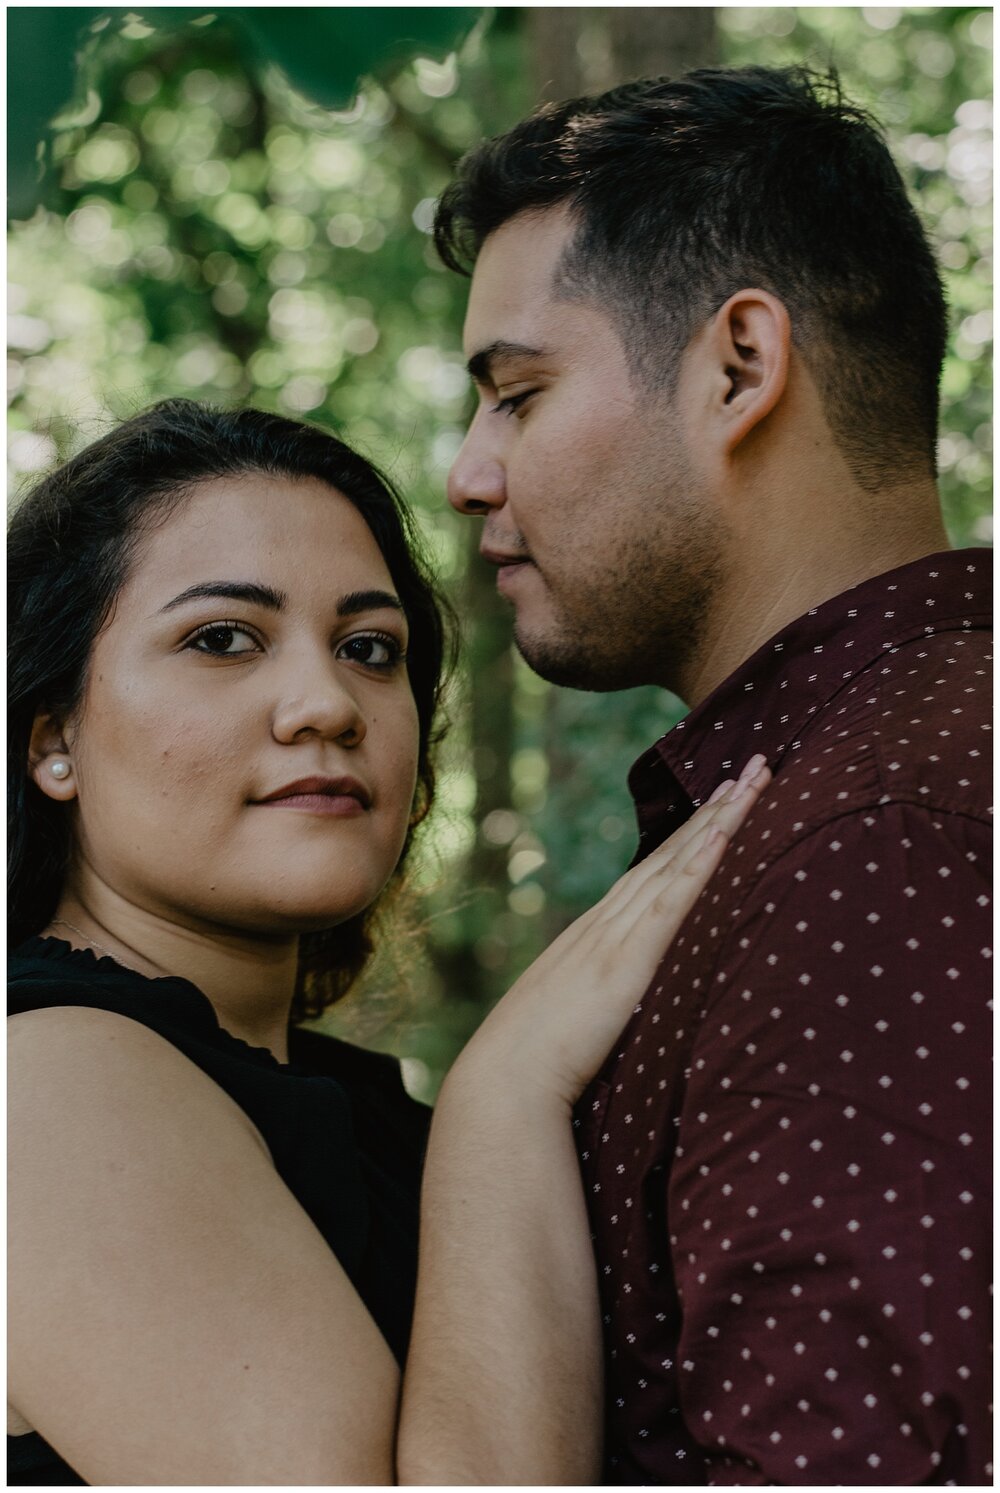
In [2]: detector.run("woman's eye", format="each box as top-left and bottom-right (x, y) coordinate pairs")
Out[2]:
(187, 623), (260, 656)
(338, 633), (404, 670)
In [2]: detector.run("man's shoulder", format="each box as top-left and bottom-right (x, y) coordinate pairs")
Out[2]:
(772, 622), (992, 840)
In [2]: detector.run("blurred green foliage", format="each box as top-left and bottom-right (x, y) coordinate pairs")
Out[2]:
(6, 7), (479, 218)
(718, 6), (993, 543)
(8, 8), (992, 1097)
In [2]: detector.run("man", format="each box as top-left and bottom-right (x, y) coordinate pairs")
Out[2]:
(435, 67), (991, 1484)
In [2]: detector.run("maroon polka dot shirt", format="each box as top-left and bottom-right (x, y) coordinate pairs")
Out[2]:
(575, 550), (992, 1485)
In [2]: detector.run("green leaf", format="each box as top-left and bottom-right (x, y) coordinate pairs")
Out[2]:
(8, 6), (480, 220)
(7, 7), (105, 219)
(233, 8), (479, 109)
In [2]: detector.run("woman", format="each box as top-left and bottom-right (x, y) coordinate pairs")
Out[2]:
(8, 400), (768, 1485)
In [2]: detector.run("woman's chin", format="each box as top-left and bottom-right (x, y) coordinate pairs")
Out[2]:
(231, 887), (384, 937)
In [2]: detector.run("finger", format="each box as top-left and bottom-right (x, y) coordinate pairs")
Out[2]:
(737, 752), (769, 783)
(548, 771), (767, 979)
(659, 756), (769, 854)
(703, 769), (770, 838)
(703, 754), (766, 804)
(551, 760), (772, 1005)
(600, 769), (768, 930)
(676, 824), (732, 882)
(727, 753), (769, 799)
(624, 824), (734, 949)
(617, 759), (769, 892)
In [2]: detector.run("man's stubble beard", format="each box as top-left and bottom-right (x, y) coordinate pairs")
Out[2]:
(516, 429), (728, 689)
(513, 484), (727, 696)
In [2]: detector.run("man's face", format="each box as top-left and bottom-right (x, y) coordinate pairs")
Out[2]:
(448, 205), (724, 694)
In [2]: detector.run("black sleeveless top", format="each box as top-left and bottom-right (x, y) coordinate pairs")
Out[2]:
(7, 936), (431, 1487)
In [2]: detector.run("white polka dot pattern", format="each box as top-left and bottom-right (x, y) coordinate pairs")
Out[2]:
(576, 552), (992, 1485)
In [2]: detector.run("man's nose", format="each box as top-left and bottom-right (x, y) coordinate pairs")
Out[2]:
(447, 411), (506, 517)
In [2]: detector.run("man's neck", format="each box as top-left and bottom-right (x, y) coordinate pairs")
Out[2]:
(679, 504), (951, 709)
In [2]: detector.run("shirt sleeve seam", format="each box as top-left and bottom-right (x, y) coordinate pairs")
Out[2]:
(699, 797), (989, 1012)
(740, 793), (989, 886)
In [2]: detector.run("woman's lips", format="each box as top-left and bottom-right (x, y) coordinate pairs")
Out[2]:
(255, 793), (366, 816)
(252, 776), (371, 815)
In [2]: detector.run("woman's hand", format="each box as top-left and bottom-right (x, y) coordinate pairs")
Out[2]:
(400, 754), (772, 1485)
(455, 754), (770, 1111)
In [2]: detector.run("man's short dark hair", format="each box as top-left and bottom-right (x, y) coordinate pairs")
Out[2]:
(434, 66), (948, 490)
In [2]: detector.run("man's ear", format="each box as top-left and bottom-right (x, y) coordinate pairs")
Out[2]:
(702, 290), (791, 456)
(28, 711), (78, 802)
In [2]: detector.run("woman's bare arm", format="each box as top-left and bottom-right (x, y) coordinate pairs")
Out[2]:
(397, 765), (769, 1483)
(8, 1005), (400, 1486)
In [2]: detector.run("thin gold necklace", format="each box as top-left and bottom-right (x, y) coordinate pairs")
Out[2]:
(50, 916), (121, 962)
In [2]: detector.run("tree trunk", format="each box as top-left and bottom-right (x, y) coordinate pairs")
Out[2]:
(609, 8), (719, 82)
(429, 9), (720, 1024)
(425, 521), (517, 1026)
(526, 8), (719, 944)
(530, 7), (719, 102)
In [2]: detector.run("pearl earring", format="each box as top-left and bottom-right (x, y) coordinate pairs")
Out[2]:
(50, 760), (71, 780)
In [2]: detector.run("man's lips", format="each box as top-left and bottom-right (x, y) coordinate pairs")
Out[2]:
(480, 546), (535, 597)
(480, 544), (533, 569)
(252, 776), (371, 815)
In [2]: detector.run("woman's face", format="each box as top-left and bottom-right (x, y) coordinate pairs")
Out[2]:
(38, 472), (421, 937)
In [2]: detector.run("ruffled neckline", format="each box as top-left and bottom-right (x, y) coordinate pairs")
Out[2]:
(12, 935), (304, 1075)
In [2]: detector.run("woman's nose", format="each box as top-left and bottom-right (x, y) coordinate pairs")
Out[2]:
(271, 667), (367, 747)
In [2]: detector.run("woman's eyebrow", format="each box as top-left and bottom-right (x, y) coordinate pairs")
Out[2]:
(157, 583), (402, 618)
(337, 590), (403, 617)
(158, 581), (287, 613)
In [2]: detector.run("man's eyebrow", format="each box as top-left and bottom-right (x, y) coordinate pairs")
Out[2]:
(466, 340), (546, 385)
(337, 589), (403, 617)
(159, 581), (287, 614)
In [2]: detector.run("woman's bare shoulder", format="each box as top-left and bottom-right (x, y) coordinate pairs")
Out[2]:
(8, 1001), (269, 1152)
(8, 999), (398, 1484)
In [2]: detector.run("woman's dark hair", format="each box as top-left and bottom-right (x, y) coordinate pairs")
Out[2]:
(434, 65), (948, 492)
(8, 399), (454, 1020)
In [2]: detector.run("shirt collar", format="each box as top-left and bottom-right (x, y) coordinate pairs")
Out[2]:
(629, 549), (992, 840)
